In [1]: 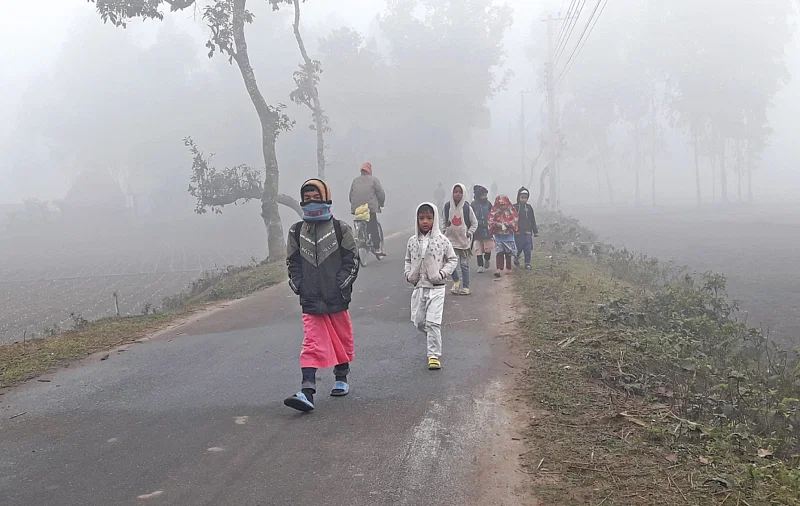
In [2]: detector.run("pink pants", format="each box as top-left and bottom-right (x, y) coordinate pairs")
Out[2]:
(300, 311), (355, 369)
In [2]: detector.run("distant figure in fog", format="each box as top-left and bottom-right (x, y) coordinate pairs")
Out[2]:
(513, 187), (538, 270)
(434, 182), (446, 213)
(405, 203), (458, 370)
(285, 179), (360, 413)
(491, 181), (498, 200)
(471, 185), (494, 273)
(489, 195), (519, 278)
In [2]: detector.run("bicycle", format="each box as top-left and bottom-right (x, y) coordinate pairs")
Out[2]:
(353, 213), (384, 267)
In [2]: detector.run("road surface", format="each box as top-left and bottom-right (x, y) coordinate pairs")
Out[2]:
(0, 232), (524, 506)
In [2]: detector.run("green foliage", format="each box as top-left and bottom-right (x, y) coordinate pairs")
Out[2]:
(184, 137), (264, 214)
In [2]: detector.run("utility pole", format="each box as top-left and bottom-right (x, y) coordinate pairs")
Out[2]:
(541, 12), (578, 209)
(519, 89), (533, 186)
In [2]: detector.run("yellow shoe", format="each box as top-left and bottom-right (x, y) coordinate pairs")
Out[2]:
(461, 287), (471, 295)
(428, 357), (441, 370)
(451, 281), (461, 295)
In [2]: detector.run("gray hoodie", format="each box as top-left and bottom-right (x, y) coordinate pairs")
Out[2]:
(405, 202), (458, 289)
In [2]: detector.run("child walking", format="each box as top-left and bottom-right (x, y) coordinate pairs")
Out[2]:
(442, 183), (478, 295)
(488, 195), (519, 278)
(405, 203), (458, 370)
(471, 185), (494, 273)
(285, 179), (360, 413)
(513, 187), (538, 270)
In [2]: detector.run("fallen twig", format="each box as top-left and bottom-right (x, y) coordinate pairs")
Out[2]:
(503, 361), (516, 369)
(444, 319), (478, 327)
(668, 474), (690, 504)
(537, 458), (545, 470)
(9, 411), (26, 419)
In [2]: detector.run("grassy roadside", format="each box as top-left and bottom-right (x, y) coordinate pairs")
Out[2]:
(515, 214), (800, 505)
(0, 262), (285, 388)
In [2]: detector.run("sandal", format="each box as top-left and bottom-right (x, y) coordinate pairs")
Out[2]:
(330, 381), (350, 397)
(428, 357), (441, 370)
(284, 392), (315, 412)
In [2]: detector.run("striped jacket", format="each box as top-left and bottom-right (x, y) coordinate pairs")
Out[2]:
(287, 219), (359, 314)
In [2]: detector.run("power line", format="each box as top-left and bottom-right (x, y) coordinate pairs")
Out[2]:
(556, 0), (610, 86)
(553, 0), (578, 56)
(552, 0), (587, 70)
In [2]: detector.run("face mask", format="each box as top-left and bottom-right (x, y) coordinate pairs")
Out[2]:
(303, 202), (333, 222)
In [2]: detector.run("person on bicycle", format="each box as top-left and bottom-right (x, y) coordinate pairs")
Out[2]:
(349, 162), (387, 257)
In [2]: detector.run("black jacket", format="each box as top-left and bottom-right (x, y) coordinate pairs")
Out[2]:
(513, 203), (538, 236)
(472, 198), (494, 240)
(287, 219), (359, 314)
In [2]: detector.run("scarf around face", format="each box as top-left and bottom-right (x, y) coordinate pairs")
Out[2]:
(303, 202), (333, 222)
(489, 195), (519, 235)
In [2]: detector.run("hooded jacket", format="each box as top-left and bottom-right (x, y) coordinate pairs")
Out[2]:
(287, 180), (359, 314)
(489, 195), (519, 237)
(349, 173), (386, 214)
(472, 185), (493, 241)
(405, 203), (458, 289)
(513, 187), (538, 236)
(441, 183), (478, 250)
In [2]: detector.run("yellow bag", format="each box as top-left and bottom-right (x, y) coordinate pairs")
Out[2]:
(354, 204), (371, 222)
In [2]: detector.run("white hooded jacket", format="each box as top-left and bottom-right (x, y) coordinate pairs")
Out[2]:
(441, 183), (478, 250)
(405, 203), (458, 289)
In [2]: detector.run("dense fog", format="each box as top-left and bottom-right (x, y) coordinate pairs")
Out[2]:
(0, 0), (798, 340)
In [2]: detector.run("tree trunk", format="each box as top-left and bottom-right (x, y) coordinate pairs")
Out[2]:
(232, 0), (284, 259)
(537, 165), (549, 209)
(737, 140), (743, 202)
(651, 99), (657, 207)
(747, 140), (754, 202)
(634, 127), (641, 206)
(293, 0), (326, 180)
(719, 140), (728, 203)
(596, 160), (603, 204)
(693, 127), (701, 206)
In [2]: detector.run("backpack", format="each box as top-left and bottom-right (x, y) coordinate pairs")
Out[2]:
(443, 201), (472, 229)
(294, 219), (344, 248)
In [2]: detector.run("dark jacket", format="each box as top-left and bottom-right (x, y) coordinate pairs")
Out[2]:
(514, 188), (538, 236)
(472, 197), (494, 240)
(287, 219), (359, 314)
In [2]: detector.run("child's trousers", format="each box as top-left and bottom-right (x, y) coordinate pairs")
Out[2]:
(496, 253), (513, 271)
(450, 254), (470, 288)
(411, 286), (445, 358)
(515, 234), (533, 266)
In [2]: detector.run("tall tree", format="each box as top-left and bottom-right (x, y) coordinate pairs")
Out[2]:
(88, 0), (299, 259)
(272, 0), (329, 179)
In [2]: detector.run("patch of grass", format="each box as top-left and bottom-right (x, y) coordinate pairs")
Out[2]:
(0, 312), (178, 387)
(162, 261), (285, 310)
(0, 261), (285, 388)
(515, 217), (800, 505)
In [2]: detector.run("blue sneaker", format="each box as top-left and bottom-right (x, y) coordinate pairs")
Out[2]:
(284, 392), (314, 412)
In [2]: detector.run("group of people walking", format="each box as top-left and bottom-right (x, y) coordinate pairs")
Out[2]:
(282, 169), (538, 413)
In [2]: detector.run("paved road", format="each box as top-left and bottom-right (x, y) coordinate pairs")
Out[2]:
(0, 232), (519, 506)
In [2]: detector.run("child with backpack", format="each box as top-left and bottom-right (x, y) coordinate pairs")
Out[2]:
(284, 179), (360, 413)
(488, 195), (519, 278)
(513, 187), (539, 270)
(471, 185), (494, 273)
(405, 203), (458, 370)
(442, 183), (478, 295)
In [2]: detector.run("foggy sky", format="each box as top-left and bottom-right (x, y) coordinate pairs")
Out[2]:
(1, 0), (798, 206)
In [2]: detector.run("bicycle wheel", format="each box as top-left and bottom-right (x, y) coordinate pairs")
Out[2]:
(375, 222), (385, 261)
(356, 222), (369, 267)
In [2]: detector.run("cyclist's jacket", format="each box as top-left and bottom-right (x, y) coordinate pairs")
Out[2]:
(349, 174), (386, 214)
(405, 202), (458, 289)
(287, 218), (359, 315)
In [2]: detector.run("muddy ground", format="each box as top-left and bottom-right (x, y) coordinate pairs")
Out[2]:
(568, 202), (800, 348)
